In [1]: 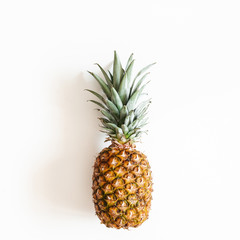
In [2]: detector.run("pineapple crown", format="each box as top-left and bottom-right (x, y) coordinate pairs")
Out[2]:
(86, 51), (155, 144)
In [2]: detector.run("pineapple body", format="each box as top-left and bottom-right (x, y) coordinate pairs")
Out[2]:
(87, 51), (155, 229)
(92, 143), (153, 229)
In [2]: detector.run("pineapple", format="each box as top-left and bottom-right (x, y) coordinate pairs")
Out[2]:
(87, 51), (155, 229)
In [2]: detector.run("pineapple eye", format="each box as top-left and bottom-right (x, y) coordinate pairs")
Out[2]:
(94, 204), (100, 213)
(100, 151), (109, 161)
(115, 217), (126, 227)
(130, 153), (141, 162)
(114, 166), (127, 177)
(115, 189), (127, 199)
(136, 177), (145, 187)
(132, 166), (142, 176)
(116, 200), (128, 211)
(127, 194), (138, 205)
(138, 199), (146, 208)
(98, 200), (107, 210)
(96, 188), (104, 199)
(112, 178), (124, 188)
(123, 173), (135, 183)
(123, 160), (135, 170)
(104, 170), (116, 182)
(105, 194), (117, 206)
(145, 181), (152, 189)
(102, 183), (113, 194)
(97, 176), (106, 187)
(109, 207), (120, 217)
(137, 187), (146, 197)
(95, 157), (101, 165)
(108, 156), (121, 168)
(99, 163), (109, 173)
(146, 201), (151, 210)
(138, 211), (147, 221)
(92, 180), (98, 191)
(140, 160), (148, 169)
(126, 208), (137, 219)
(144, 190), (152, 201)
(117, 150), (129, 158)
(143, 169), (151, 179)
(125, 183), (137, 194)
(93, 167), (100, 177)
(100, 212), (110, 222)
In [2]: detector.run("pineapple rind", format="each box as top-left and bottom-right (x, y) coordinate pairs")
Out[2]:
(92, 145), (153, 229)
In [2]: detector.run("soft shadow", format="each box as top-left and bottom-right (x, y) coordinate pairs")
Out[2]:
(32, 72), (102, 215)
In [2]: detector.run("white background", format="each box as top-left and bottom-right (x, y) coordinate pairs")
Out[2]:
(0, 0), (240, 239)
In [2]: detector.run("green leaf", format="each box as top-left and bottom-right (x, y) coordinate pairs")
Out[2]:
(135, 130), (148, 139)
(118, 73), (128, 104)
(131, 72), (150, 95)
(109, 133), (117, 138)
(134, 62), (156, 81)
(137, 111), (148, 124)
(99, 117), (110, 123)
(127, 86), (144, 111)
(129, 132), (140, 139)
(108, 70), (113, 81)
(128, 119), (139, 131)
(136, 103), (150, 120)
(116, 127), (124, 141)
(130, 62), (156, 95)
(124, 115), (130, 126)
(88, 100), (106, 109)
(100, 129), (112, 134)
(129, 134), (136, 140)
(85, 89), (105, 103)
(136, 115), (149, 129)
(105, 122), (119, 130)
(104, 99), (119, 117)
(111, 87), (123, 111)
(140, 116), (149, 125)
(129, 110), (135, 124)
(99, 126), (115, 134)
(113, 51), (123, 90)
(100, 109), (117, 123)
(118, 60), (135, 104)
(126, 60), (135, 89)
(120, 105), (129, 123)
(137, 122), (149, 129)
(126, 91), (140, 111)
(124, 110), (135, 126)
(116, 127), (123, 134)
(121, 124), (129, 135)
(95, 63), (113, 86)
(100, 131), (115, 137)
(125, 53), (134, 69)
(126, 128), (139, 138)
(135, 99), (151, 117)
(133, 80), (150, 95)
(88, 71), (111, 99)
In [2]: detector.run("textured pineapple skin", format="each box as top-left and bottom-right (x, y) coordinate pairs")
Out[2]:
(92, 144), (153, 229)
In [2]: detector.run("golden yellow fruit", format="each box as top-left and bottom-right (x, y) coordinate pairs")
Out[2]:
(92, 142), (153, 229)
